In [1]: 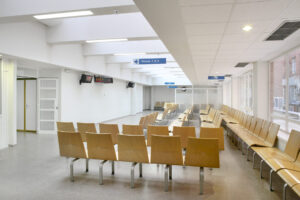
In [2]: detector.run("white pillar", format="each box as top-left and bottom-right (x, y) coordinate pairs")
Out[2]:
(253, 61), (269, 120)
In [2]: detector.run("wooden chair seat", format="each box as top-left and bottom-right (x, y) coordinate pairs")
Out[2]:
(278, 169), (300, 187)
(292, 184), (300, 197)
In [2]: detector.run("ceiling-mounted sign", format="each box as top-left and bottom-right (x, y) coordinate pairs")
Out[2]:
(208, 76), (225, 80)
(168, 86), (178, 88)
(164, 82), (175, 85)
(133, 58), (166, 65)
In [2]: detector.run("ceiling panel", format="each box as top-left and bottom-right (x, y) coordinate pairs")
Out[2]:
(185, 23), (226, 36)
(230, 0), (291, 22)
(181, 4), (233, 23)
(188, 35), (223, 44)
(178, 0), (234, 6)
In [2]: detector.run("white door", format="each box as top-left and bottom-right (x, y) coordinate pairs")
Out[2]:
(38, 78), (58, 134)
(17, 80), (25, 130)
(26, 80), (37, 131)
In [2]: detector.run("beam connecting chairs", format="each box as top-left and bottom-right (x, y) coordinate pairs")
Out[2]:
(185, 138), (220, 194)
(150, 135), (183, 192)
(57, 131), (88, 181)
(118, 135), (149, 188)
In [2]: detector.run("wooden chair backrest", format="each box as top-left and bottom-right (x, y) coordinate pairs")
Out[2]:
(150, 135), (183, 165)
(249, 117), (257, 132)
(86, 133), (117, 160)
(57, 131), (87, 158)
(258, 120), (271, 139)
(253, 118), (264, 135)
(264, 123), (280, 146)
(122, 124), (144, 135)
(172, 126), (196, 148)
(200, 127), (224, 150)
(117, 135), (149, 163)
(77, 123), (97, 142)
(57, 122), (75, 132)
(185, 138), (219, 168)
(99, 123), (119, 144)
(147, 125), (169, 146)
(284, 129), (300, 161)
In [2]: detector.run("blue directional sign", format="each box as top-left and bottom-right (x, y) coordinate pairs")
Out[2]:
(208, 76), (225, 80)
(168, 86), (178, 88)
(164, 82), (175, 85)
(133, 58), (166, 65)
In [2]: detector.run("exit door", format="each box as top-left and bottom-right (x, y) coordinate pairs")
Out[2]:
(17, 78), (37, 133)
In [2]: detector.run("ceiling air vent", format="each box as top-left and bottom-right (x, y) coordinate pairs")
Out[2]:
(234, 62), (249, 68)
(224, 74), (232, 77)
(265, 21), (300, 41)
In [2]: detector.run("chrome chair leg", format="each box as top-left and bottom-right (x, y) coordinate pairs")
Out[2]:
(283, 183), (288, 200)
(139, 163), (143, 178)
(112, 160), (115, 175)
(246, 146), (251, 161)
(70, 158), (79, 182)
(270, 169), (274, 191)
(164, 165), (169, 192)
(252, 152), (257, 168)
(86, 159), (89, 172)
(200, 167), (204, 195)
(169, 165), (172, 180)
(99, 160), (107, 185)
(260, 160), (264, 179)
(242, 142), (245, 155)
(131, 162), (137, 188)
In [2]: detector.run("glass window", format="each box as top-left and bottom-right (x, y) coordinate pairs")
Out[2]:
(270, 47), (300, 133)
(238, 70), (253, 114)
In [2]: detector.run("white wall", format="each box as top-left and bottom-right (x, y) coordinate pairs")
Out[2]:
(151, 86), (175, 109)
(60, 70), (143, 124)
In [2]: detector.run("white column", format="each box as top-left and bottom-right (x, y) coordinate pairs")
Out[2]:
(1, 58), (17, 147)
(253, 61), (269, 120)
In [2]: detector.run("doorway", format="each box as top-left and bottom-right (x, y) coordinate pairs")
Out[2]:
(143, 86), (151, 110)
(17, 78), (37, 133)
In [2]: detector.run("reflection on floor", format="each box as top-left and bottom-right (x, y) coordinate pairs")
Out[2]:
(0, 111), (299, 200)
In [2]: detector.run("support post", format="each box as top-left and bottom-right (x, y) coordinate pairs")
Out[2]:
(99, 160), (107, 185)
(70, 158), (79, 182)
(131, 162), (137, 188)
(200, 167), (204, 195)
(164, 165), (169, 192)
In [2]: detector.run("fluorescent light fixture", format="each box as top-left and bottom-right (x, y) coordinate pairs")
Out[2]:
(86, 38), (128, 43)
(114, 53), (146, 56)
(243, 25), (253, 32)
(33, 10), (93, 20)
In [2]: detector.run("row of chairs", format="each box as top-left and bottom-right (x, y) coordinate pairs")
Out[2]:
(154, 101), (165, 110)
(57, 131), (220, 194)
(200, 104), (211, 115)
(139, 112), (159, 129)
(200, 107), (217, 123)
(170, 108), (192, 127)
(201, 110), (223, 128)
(220, 105), (300, 199)
(57, 121), (224, 150)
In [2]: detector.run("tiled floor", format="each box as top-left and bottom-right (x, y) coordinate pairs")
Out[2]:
(0, 112), (299, 200)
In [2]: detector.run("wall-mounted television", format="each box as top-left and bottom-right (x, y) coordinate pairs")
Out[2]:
(94, 76), (113, 84)
(79, 74), (93, 85)
(127, 81), (135, 88)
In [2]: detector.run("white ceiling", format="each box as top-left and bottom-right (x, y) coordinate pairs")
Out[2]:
(2, 0), (300, 85)
(134, 0), (300, 85)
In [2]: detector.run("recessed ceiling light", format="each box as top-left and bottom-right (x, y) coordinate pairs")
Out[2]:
(114, 53), (146, 56)
(243, 25), (253, 32)
(86, 38), (128, 43)
(33, 10), (93, 20)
